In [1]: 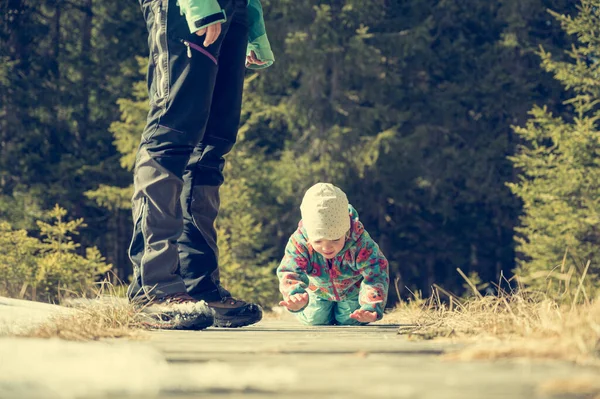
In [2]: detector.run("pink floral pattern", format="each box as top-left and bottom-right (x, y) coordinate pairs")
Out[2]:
(310, 263), (322, 277)
(295, 257), (308, 271)
(357, 247), (373, 263)
(276, 205), (390, 319)
(360, 286), (385, 304)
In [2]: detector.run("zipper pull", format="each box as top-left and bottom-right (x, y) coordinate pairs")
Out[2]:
(182, 40), (192, 58)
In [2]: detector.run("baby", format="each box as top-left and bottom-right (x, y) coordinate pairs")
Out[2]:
(277, 183), (389, 325)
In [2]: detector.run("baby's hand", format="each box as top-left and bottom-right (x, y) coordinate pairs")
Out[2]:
(279, 293), (309, 312)
(350, 309), (378, 323)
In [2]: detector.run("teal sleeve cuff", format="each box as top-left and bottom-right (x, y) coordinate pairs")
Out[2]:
(288, 299), (309, 314)
(246, 34), (275, 70)
(288, 286), (307, 297)
(285, 287), (308, 313)
(188, 10), (226, 33)
(178, 0), (227, 33)
(360, 304), (384, 320)
(288, 305), (307, 314)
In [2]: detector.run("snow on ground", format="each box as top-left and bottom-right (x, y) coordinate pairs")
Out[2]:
(0, 338), (167, 398)
(0, 338), (297, 398)
(0, 297), (297, 398)
(0, 296), (76, 335)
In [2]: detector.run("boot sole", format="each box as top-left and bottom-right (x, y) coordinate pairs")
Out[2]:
(212, 308), (263, 328)
(140, 313), (214, 331)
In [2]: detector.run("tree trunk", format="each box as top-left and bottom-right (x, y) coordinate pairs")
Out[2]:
(496, 224), (503, 281)
(470, 243), (478, 273)
(78, 0), (93, 147)
(49, 0), (62, 162)
(424, 254), (435, 297)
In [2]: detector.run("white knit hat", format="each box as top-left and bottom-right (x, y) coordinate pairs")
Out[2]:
(300, 183), (350, 241)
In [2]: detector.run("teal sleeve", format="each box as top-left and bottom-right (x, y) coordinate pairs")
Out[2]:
(177, 0), (227, 33)
(355, 231), (390, 320)
(277, 233), (310, 312)
(246, 0), (275, 69)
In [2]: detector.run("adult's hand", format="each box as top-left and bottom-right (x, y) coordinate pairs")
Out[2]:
(196, 23), (222, 47)
(246, 50), (267, 66)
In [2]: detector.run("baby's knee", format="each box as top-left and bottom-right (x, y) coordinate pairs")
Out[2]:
(296, 310), (333, 326)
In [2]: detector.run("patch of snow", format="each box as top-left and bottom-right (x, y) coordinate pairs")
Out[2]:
(0, 338), (297, 399)
(165, 361), (297, 393)
(0, 338), (168, 399)
(0, 297), (75, 335)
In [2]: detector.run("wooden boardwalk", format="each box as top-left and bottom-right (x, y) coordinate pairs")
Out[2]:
(144, 320), (590, 399)
(0, 297), (595, 399)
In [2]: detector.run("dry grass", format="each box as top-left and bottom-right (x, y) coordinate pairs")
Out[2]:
(537, 376), (600, 398)
(387, 271), (600, 365)
(21, 299), (145, 341)
(16, 280), (147, 341)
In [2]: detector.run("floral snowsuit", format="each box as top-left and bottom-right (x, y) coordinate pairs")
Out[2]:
(277, 205), (389, 325)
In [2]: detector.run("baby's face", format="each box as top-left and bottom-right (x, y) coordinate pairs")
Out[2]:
(310, 236), (346, 259)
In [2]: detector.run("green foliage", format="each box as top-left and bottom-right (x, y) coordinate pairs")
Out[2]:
(242, 0), (577, 298)
(0, 191), (44, 230)
(3, 0), (591, 303)
(85, 185), (132, 211)
(0, 205), (111, 302)
(109, 57), (150, 172)
(217, 151), (280, 306)
(509, 0), (600, 298)
(0, 0), (145, 274)
(85, 57), (151, 211)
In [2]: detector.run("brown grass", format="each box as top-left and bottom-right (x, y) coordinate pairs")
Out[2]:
(387, 271), (600, 365)
(16, 280), (147, 341)
(21, 299), (144, 341)
(537, 376), (600, 398)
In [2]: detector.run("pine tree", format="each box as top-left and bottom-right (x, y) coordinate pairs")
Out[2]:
(2, 0), (584, 303)
(0, 205), (111, 302)
(249, 0), (575, 298)
(509, 0), (600, 298)
(0, 0), (145, 277)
